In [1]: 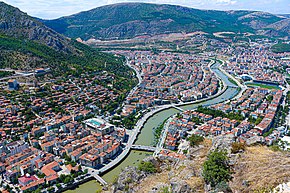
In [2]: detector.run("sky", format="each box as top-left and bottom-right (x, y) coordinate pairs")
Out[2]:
(2, 0), (290, 19)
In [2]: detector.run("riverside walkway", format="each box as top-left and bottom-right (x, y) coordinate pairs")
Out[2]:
(92, 61), (242, 186)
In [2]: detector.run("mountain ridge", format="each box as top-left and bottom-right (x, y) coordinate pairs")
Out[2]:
(0, 1), (137, 92)
(0, 2), (76, 53)
(41, 3), (288, 40)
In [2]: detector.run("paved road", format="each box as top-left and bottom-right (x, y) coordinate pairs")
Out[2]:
(0, 73), (34, 81)
(94, 60), (242, 177)
(154, 117), (172, 156)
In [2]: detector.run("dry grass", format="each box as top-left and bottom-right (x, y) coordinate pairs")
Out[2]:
(134, 170), (171, 193)
(230, 145), (290, 193)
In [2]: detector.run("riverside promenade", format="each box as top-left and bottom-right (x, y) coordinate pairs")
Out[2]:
(91, 60), (242, 186)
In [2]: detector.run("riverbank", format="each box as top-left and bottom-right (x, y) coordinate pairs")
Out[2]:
(64, 150), (152, 193)
(65, 61), (241, 193)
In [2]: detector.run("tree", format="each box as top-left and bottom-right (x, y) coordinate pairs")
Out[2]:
(59, 174), (66, 182)
(191, 117), (203, 125)
(138, 161), (157, 173)
(202, 149), (232, 187)
(255, 116), (263, 125)
(176, 113), (182, 119)
(266, 95), (273, 102)
(64, 175), (74, 184)
(188, 134), (204, 147)
(47, 187), (55, 193)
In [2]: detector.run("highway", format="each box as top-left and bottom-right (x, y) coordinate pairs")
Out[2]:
(0, 73), (34, 82)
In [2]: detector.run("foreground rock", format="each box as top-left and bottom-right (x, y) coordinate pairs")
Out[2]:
(109, 139), (212, 193)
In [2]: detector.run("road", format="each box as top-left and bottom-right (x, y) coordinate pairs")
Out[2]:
(154, 117), (172, 156)
(93, 61), (242, 176)
(123, 57), (142, 104)
(218, 59), (247, 100)
(0, 73), (34, 82)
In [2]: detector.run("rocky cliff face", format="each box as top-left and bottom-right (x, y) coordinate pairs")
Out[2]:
(110, 141), (213, 193)
(0, 2), (75, 53)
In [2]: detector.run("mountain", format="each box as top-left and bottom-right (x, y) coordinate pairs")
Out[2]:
(0, 2), (74, 53)
(266, 18), (290, 36)
(0, 2), (136, 91)
(41, 3), (286, 40)
(279, 14), (290, 18)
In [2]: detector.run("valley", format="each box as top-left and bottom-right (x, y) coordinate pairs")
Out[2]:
(0, 2), (289, 193)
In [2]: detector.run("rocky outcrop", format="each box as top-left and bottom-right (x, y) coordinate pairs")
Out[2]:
(170, 178), (192, 193)
(111, 166), (147, 193)
(147, 179), (192, 193)
(0, 2), (75, 53)
(111, 143), (210, 193)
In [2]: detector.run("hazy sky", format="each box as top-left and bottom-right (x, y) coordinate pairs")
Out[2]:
(2, 0), (290, 19)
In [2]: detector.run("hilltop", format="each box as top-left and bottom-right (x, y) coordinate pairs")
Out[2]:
(0, 2), (136, 90)
(0, 2), (74, 53)
(41, 3), (288, 40)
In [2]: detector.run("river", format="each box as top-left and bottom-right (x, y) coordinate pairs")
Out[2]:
(64, 62), (240, 192)
(65, 150), (152, 193)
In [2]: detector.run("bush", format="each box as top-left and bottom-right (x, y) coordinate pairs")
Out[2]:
(202, 149), (232, 187)
(159, 186), (171, 193)
(47, 187), (55, 193)
(188, 134), (204, 147)
(138, 161), (157, 173)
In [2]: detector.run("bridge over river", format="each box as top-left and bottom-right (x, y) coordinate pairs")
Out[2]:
(131, 145), (156, 152)
(84, 61), (241, 187)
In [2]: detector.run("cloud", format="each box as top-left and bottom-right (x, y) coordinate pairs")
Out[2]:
(215, 0), (237, 5)
(2, 0), (290, 19)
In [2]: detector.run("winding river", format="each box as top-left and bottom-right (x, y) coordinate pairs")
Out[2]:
(65, 62), (240, 193)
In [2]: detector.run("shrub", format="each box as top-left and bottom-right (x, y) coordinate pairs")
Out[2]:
(138, 161), (157, 173)
(231, 142), (245, 154)
(202, 149), (232, 187)
(188, 134), (204, 147)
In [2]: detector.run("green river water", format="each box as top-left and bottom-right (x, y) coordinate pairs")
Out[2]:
(64, 62), (239, 192)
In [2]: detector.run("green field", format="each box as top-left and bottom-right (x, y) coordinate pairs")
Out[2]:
(246, 82), (280, 90)
(271, 43), (290, 53)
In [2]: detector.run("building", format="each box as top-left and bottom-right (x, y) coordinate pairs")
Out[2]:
(83, 118), (114, 135)
(7, 79), (19, 90)
(18, 175), (38, 186)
